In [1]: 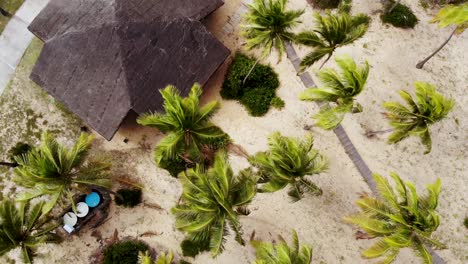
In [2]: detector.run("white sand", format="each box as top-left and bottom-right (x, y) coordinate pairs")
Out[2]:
(0, 0), (466, 263)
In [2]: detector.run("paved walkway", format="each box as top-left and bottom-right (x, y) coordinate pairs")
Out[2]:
(0, 0), (49, 94)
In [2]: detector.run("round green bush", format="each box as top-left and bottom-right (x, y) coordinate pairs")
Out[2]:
(103, 240), (148, 264)
(8, 142), (31, 163)
(464, 217), (468, 229)
(180, 239), (210, 257)
(309, 0), (341, 9)
(115, 188), (142, 207)
(221, 53), (281, 116)
(381, 2), (418, 29)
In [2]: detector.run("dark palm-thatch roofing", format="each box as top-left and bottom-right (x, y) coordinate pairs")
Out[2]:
(28, 0), (230, 140)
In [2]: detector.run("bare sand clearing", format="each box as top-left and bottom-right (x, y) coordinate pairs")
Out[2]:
(0, 0), (466, 263)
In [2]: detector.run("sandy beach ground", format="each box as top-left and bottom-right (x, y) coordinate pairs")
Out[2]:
(0, 0), (466, 263)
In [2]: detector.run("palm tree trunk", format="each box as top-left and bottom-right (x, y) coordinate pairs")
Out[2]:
(284, 41), (377, 193)
(0, 161), (16, 167)
(242, 57), (261, 85)
(416, 28), (457, 69)
(318, 53), (332, 70)
(0, 8), (12, 17)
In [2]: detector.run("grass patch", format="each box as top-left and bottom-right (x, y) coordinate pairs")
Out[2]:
(221, 53), (282, 116)
(115, 188), (142, 208)
(103, 240), (149, 264)
(381, 2), (418, 29)
(0, 0), (25, 34)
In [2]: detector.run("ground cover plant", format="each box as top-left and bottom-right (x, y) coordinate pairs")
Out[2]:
(250, 132), (328, 201)
(308, 0), (341, 10)
(345, 173), (445, 263)
(252, 230), (312, 264)
(299, 55), (369, 129)
(381, 1), (418, 29)
(383, 82), (454, 154)
(103, 240), (149, 264)
(172, 152), (256, 256)
(137, 84), (230, 177)
(221, 53), (283, 116)
(115, 188), (142, 208)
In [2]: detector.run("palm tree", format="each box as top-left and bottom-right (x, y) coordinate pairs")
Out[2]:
(345, 173), (445, 264)
(137, 84), (227, 169)
(383, 82), (454, 154)
(296, 12), (369, 70)
(0, 199), (61, 263)
(416, 3), (468, 69)
(14, 132), (112, 214)
(299, 55), (369, 129)
(241, 0), (304, 83)
(171, 152), (256, 256)
(252, 230), (312, 264)
(250, 132), (328, 201)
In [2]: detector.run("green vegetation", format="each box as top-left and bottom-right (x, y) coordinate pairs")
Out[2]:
(345, 173), (445, 263)
(103, 240), (149, 264)
(172, 153), (256, 256)
(381, 2), (418, 29)
(0, 199), (61, 264)
(0, 0), (25, 33)
(115, 188), (142, 208)
(252, 230), (312, 264)
(8, 142), (31, 163)
(250, 132), (328, 201)
(464, 217), (468, 229)
(309, 0), (341, 10)
(297, 12), (369, 70)
(137, 84), (230, 177)
(383, 82), (454, 154)
(338, 0), (352, 14)
(299, 55), (369, 130)
(417, 3), (468, 68)
(138, 251), (174, 264)
(221, 53), (283, 116)
(14, 132), (112, 214)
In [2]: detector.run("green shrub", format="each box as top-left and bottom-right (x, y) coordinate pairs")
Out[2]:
(221, 53), (281, 116)
(115, 188), (142, 207)
(180, 239), (210, 257)
(381, 2), (418, 28)
(270, 97), (285, 109)
(464, 217), (468, 229)
(158, 155), (187, 177)
(338, 0), (352, 13)
(103, 240), (148, 264)
(8, 142), (31, 163)
(309, 0), (341, 9)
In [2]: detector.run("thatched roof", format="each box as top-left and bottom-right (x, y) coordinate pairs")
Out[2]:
(28, 0), (229, 140)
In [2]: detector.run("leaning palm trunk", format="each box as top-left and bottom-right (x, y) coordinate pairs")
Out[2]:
(285, 40), (445, 263)
(416, 28), (457, 69)
(242, 56), (262, 85)
(0, 161), (16, 167)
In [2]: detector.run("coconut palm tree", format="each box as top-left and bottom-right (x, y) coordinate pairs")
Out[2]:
(241, 0), (304, 83)
(416, 3), (468, 69)
(138, 251), (173, 264)
(14, 132), (112, 214)
(137, 84), (227, 169)
(383, 82), (454, 154)
(299, 55), (369, 129)
(0, 199), (61, 263)
(252, 230), (312, 264)
(345, 173), (445, 264)
(250, 132), (328, 201)
(296, 12), (369, 70)
(172, 152), (256, 257)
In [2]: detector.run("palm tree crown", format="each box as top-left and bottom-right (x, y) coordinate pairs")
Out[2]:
(137, 84), (226, 166)
(383, 82), (454, 154)
(250, 132), (328, 201)
(0, 199), (61, 263)
(171, 152), (256, 256)
(14, 132), (112, 214)
(252, 230), (312, 264)
(242, 0), (304, 59)
(299, 55), (369, 129)
(345, 173), (445, 264)
(297, 12), (369, 69)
